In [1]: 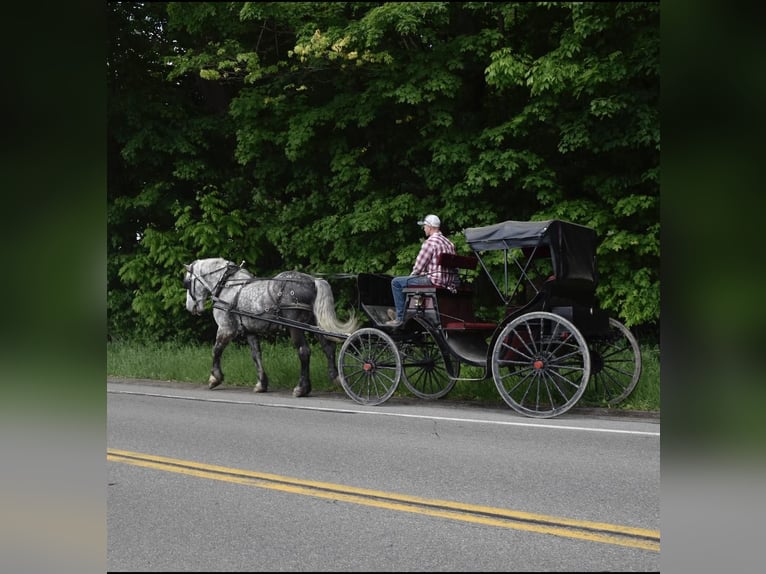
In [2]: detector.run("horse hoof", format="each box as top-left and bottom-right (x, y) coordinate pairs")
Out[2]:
(254, 382), (267, 393)
(293, 386), (311, 398)
(208, 379), (221, 389)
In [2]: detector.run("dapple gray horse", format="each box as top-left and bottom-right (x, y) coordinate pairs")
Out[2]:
(183, 258), (360, 397)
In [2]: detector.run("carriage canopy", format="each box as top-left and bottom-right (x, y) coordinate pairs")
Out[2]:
(464, 219), (598, 284)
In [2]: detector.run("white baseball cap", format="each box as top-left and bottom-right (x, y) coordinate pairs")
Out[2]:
(417, 214), (441, 227)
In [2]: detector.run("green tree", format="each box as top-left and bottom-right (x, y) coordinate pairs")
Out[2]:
(107, 2), (659, 341)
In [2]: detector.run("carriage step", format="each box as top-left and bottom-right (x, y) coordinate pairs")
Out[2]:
(443, 330), (491, 365)
(443, 321), (497, 331)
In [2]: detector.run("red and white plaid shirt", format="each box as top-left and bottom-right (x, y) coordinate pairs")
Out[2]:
(411, 231), (456, 288)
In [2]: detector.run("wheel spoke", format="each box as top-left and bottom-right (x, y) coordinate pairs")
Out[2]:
(338, 328), (401, 405)
(492, 312), (590, 418)
(585, 318), (642, 405)
(400, 321), (458, 400)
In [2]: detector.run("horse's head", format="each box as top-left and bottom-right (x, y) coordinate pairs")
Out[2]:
(183, 261), (209, 315)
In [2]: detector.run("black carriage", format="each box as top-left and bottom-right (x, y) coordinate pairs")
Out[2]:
(337, 219), (642, 418)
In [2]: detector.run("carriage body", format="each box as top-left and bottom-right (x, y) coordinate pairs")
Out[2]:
(464, 219), (610, 337)
(338, 219), (642, 418)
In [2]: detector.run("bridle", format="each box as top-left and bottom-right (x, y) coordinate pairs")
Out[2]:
(184, 261), (245, 308)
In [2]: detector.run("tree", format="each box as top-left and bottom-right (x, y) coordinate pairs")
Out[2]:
(107, 2), (659, 341)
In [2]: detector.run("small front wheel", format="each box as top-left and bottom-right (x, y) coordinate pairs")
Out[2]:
(491, 311), (590, 418)
(338, 328), (401, 405)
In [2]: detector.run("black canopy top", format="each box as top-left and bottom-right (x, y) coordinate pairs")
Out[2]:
(464, 219), (598, 284)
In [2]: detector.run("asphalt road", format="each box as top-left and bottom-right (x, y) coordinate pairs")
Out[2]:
(107, 378), (660, 572)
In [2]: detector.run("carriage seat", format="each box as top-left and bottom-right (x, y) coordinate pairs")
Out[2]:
(402, 253), (496, 332)
(401, 252), (478, 295)
(442, 252), (479, 294)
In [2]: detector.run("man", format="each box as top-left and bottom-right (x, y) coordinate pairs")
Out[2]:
(386, 214), (456, 327)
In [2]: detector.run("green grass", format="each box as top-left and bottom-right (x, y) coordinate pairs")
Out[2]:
(107, 338), (660, 413)
(106, 338), (344, 390)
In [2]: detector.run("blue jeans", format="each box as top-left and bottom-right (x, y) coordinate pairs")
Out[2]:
(391, 275), (432, 321)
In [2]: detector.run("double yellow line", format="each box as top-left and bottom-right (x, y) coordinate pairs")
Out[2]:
(108, 448), (660, 552)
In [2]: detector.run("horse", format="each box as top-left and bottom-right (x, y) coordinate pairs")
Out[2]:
(183, 257), (361, 397)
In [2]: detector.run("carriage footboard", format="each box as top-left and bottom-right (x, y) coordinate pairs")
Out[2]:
(361, 303), (394, 326)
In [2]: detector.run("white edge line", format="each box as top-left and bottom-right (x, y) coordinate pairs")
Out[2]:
(108, 389), (660, 437)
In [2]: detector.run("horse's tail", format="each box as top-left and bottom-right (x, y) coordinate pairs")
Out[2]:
(313, 278), (361, 335)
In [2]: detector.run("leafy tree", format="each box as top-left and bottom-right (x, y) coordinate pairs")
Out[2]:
(107, 2), (659, 342)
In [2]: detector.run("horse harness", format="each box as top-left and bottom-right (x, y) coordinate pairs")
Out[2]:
(262, 279), (313, 315)
(187, 261), (314, 320)
(186, 261), (245, 305)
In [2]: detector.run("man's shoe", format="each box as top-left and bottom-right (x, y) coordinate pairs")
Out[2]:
(386, 308), (397, 321)
(385, 319), (402, 327)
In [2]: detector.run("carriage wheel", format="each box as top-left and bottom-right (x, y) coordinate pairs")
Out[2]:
(337, 328), (401, 406)
(586, 318), (642, 405)
(491, 311), (591, 418)
(400, 319), (459, 400)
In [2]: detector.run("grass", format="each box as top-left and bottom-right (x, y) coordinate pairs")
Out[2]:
(106, 338), (344, 389)
(107, 338), (660, 413)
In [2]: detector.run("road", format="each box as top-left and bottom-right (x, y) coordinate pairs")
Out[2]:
(107, 378), (660, 572)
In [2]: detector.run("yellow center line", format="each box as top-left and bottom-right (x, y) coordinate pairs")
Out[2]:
(108, 448), (660, 552)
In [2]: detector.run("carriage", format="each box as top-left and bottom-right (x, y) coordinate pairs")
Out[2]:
(183, 219), (641, 419)
(336, 219), (642, 418)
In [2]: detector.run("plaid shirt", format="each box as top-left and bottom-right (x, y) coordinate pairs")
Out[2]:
(411, 231), (456, 288)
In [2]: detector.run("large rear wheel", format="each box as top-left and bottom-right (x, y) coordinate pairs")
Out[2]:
(338, 328), (401, 406)
(491, 311), (590, 418)
(586, 318), (642, 405)
(400, 319), (459, 400)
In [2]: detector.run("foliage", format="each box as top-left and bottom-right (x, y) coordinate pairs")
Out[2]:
(107, 2), (659, 342)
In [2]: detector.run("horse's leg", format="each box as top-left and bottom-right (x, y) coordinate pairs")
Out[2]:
(246, 333), (269, 393)
(314, 333), (339, 385)
(209, 327), (235, 389)
(290, 328), (312, 398)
